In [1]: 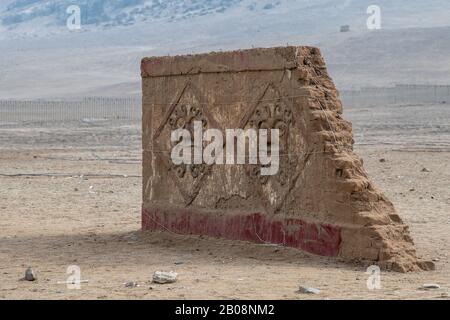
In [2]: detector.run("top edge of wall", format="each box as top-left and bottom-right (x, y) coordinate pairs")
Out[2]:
(141, 46), (320, 78)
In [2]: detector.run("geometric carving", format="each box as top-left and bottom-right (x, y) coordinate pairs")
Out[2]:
(155, 83), (214, 205)
(245, 85), (293, 185)
(168, 103), (208, 179)
(243, 84), (299, 213)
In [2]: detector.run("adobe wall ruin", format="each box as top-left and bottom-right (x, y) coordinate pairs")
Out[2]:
(141, 46), (434, 272)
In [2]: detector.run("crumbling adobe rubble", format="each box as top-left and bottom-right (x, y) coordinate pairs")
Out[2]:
(141, 46), (434, 272)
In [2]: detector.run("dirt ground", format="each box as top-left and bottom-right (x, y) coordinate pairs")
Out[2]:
(0, 104), (449, 300)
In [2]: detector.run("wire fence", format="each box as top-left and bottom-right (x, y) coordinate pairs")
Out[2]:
(0, 97), (141, 123)
(1, 85), (449, 125)
(340, 84), (450, 108)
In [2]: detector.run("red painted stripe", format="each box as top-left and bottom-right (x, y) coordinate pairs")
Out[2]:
(142, 206), (341, 257)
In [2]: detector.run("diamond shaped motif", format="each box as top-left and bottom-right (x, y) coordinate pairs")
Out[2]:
(242, 83), (301, 213)
(154, 82), (216, 205)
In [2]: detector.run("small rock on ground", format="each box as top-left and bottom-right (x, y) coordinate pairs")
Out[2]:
(24, 267), (36, 281)
(124, 281), (139, 288)
(122, 233), (139, 242)
(153, 271), (178, 284)
(421, 283), (440, 290)
(297, 286), (320, 294)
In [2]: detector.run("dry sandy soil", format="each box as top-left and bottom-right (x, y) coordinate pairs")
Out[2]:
(0, 104), (449, 300)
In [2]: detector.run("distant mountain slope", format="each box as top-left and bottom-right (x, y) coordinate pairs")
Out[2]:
(1, 25), (449, 99)
(1, 0), (245, 28)
(0, 1), (450, 99)
(2, 0), (450, 37)
(324, 27), (450, 89)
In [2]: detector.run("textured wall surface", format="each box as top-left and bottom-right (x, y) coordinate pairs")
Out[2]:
(141, 46), (433, 272)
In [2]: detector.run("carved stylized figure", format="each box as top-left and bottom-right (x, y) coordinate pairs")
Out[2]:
(168, 103), (209, 179)
(245, 91), (294, 186)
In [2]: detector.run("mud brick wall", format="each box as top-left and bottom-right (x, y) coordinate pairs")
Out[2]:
(141, 46), (433, 272)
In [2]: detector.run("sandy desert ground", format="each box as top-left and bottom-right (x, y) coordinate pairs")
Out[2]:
(0, 103), (449, 300)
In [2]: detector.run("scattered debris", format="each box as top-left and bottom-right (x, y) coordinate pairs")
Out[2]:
(297, 286), (320, 295)
(152, 271), (178, 284)
(122, 233), (139, 242)
(124, 281), (139, 288)
(24, 267), (36, 281)
(420, 283), (440, 290)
